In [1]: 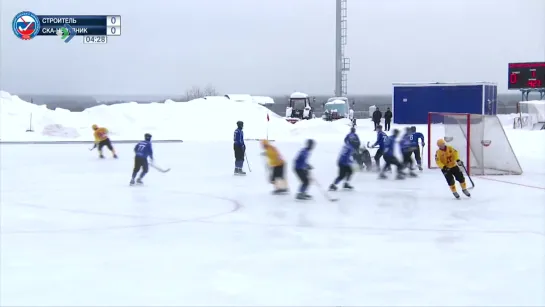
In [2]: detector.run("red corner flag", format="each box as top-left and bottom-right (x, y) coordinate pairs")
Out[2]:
(266, 113), (270, 122)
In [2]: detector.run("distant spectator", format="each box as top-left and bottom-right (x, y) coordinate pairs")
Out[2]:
(372, 107), (382, 131)
(349, 108), (356, 127)
(384, 107), (392, 131)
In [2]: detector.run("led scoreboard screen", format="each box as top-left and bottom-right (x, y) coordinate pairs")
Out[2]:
(508, 62), (545, 90)
(12, 11), (120, 44)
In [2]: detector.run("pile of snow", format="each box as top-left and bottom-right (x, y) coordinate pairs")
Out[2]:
(290, 118), (352, 141)
(252, 96), (274, 105)
(14, 91), (528, 143)
(0, 92), (302, 142)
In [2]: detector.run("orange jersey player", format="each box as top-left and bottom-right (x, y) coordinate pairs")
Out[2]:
(260, 140), (288, 194)
(91, 124), (118, 159)
(435, 139), (471, 199)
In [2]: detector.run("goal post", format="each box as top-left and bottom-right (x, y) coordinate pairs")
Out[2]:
(515, 101), (545, 130)
(427, 112), (523, 176)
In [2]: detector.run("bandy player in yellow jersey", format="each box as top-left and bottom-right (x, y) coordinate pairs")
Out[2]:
(435, 139), (471, 199)
(261, 140), (288, 194)
(91, 124), (118, 159)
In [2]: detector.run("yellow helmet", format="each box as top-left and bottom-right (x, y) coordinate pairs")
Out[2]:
(260, 139), (270, 147)
(437, 138), (446, 148)
(92, 124), (98, 130)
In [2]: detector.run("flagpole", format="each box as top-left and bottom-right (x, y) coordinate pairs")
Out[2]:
(266, 113), (269, 140)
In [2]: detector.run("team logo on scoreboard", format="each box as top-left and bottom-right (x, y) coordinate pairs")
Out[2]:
(12, 11), (41, 40)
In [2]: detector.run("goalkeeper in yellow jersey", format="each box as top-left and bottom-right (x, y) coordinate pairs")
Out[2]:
(91, 124), (118, 159)
(260, 140), (288, 194)
(435, 139), (471, 199)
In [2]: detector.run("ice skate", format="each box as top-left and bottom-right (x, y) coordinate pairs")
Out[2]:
(378, 172), (388, 179)
(462, 189), (471, 197)
(328, 184), (338, 191)
(296, 192), (311, 200)
(343, 182), (353, 190)
(99, 154), (105, 159)
(129, 179), (135, 185)
(113, 154), (118, 159)
(408, 171), (418, 177)
(418, 165), (423, 171)
(272, 188), (288, 194)
(136, 178), (143, 184)
(234, 168), (246, 175)
(395, 172), (406, 180)
(453, 191), (461, 199)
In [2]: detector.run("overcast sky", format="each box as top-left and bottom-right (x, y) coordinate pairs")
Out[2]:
(1, 0), (544, 96)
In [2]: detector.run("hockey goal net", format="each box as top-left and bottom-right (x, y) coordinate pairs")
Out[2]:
(515, 101), (545, 130)
(427, 112), (523, 175)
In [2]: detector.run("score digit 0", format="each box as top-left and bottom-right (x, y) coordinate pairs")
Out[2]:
(107, 26), (121, 36)
(106, 15), (121, 26)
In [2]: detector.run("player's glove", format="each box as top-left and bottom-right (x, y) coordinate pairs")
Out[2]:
(421, 142), (426, 147)
(456, 160), (463, 166)
(307, 164), (313, 170)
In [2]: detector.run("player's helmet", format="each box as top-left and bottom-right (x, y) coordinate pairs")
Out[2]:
(92, 124), (98, 130)
(349, 138), (360, 149)
(306, 139), (315, 149)
(145, 133), (152, 141)
(392, 129), (400, 137)
(236, 121), (243, 129)
(411, 126), (417, 132)
(437, 138), (446, 148)
(377, 125), (383, 131)
(260, 139), (269, 148)
(350, 127), (356, 134)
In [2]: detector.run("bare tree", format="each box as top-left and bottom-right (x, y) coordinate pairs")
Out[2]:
(185, 86), (203, 101)
(184, 84), (219, 101)
(203, 84), (218, 96)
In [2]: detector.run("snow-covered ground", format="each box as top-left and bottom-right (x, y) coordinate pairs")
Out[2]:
(1, 91), (544, 306)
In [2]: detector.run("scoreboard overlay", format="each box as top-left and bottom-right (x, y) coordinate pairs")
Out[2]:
(12, 11), (120, 43)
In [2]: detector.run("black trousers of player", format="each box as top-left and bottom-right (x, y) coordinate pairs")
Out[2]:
(403, 151), (414, 169)
(270, 164), (285, 183)
(132, 156), (149, 179)
(384, 120), (391, 131)
(442, 166), (465, 186)
(334, 164), (353, 183)
(411, 145), (422, 164)
(294, 168), (310, 193)
(374, 148), (383, 168)
(383, 155), (403, 172)
(233, 144), (245, 167)
(98, 138), (113, 151)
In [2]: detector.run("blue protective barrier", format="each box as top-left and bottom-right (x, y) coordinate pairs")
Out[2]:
(393, 82), (498, 124)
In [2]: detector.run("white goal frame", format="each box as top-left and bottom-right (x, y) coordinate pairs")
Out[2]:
(427, 112), (523, 176)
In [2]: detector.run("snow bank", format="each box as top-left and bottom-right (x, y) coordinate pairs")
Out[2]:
(6, 91), (534, 145)
(1, 91), (326, 142)
(290, 118), (352, 141)
(252, 96), (274, 105)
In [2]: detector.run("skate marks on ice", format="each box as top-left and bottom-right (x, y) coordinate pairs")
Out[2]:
(201, 190), (545, 238)
(2, 191), (243, 235)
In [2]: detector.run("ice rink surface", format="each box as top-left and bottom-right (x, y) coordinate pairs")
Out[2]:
(1, 142), (544, 306)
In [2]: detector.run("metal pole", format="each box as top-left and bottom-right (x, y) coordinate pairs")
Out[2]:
(335, 0), (342, 97)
